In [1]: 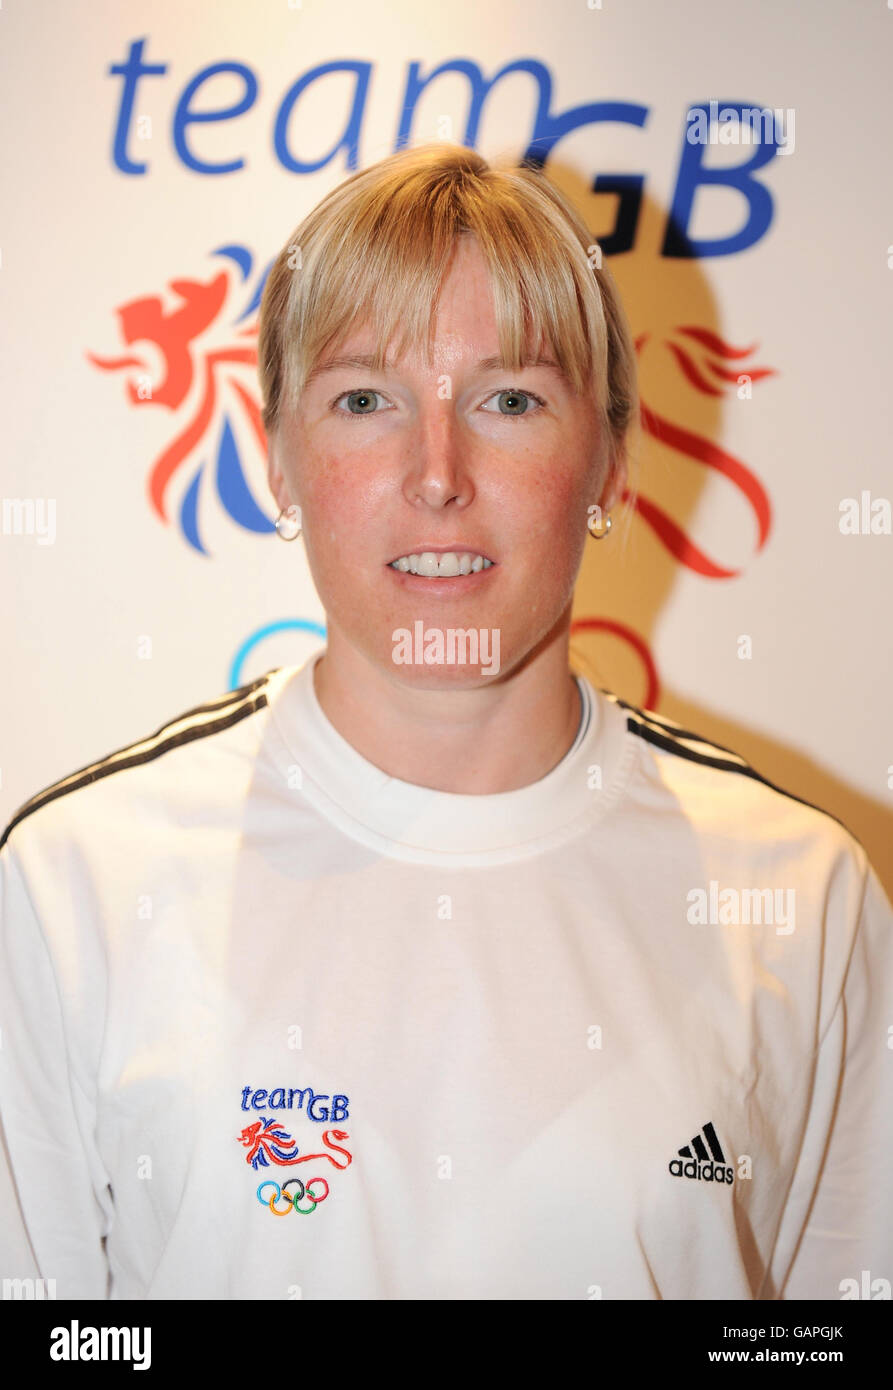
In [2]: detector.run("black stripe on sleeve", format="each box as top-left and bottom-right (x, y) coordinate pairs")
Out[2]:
(625, 716), (852, 836)
(0, 678), (277, 852)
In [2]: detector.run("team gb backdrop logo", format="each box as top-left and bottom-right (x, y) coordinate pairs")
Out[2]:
(87, 244), (274, 556)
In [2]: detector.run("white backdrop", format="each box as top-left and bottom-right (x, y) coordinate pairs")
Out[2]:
(1, 0), (891, 895)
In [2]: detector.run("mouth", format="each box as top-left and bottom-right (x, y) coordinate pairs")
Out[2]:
(385, 548), (498, 594)
(386, 548), (496, 578)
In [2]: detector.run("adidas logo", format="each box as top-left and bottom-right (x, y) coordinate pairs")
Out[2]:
(668, 1121), (735, 1185)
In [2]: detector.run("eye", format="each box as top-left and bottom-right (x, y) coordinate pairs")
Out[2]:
(332, 389), (391, 416)
(480, 389), (547, 417)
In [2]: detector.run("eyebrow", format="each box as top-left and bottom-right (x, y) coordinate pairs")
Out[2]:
(305, 353), (565, 386)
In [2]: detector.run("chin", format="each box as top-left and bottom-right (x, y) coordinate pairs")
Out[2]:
(378, 646), (506, 687)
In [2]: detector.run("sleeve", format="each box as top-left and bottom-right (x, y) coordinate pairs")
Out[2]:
(0, 836), (112, 1299)
(775, 857), (893, 1300)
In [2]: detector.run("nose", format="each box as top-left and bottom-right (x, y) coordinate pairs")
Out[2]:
(402, 401), (473, 510)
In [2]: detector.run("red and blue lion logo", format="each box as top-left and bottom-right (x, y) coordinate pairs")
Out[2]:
(238, 1117), (353, 1172)
(87, 245), (274, 556)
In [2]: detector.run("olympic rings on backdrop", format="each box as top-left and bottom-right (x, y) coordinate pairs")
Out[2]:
(256, 1177), (331, 1215)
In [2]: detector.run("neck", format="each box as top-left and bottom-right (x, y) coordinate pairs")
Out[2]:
(312, 627), (582, 795)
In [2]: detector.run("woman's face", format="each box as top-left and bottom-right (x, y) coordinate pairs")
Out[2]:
(269, 234), (621, 685)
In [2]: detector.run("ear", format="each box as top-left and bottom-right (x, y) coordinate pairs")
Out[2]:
(265, 428), (293, 514)
(600, 451), (628, 514)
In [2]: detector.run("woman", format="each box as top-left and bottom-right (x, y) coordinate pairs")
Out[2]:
(1, 144), (890, 1301)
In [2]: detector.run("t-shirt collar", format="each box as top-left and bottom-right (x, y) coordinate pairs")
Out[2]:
(266, 652), (633, 865)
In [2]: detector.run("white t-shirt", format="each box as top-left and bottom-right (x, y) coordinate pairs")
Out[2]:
(1, 652), (891, 1301)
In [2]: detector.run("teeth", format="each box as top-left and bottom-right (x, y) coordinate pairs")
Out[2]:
(390, 551), (493, 576)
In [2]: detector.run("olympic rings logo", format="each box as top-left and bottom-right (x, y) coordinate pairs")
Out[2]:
(256, 1177), (330, 1215)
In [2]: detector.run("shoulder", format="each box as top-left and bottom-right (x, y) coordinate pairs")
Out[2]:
(0, 668), (287, 856)
(605, 688), (866, 861)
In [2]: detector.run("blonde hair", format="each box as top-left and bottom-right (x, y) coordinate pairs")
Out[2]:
(258, 143), (639, 497)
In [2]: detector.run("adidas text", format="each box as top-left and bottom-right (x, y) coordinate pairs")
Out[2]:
(669, 1157), (735, 1184)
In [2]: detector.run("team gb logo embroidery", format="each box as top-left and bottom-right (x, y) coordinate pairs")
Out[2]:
(237, 1083), (352, 1217)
